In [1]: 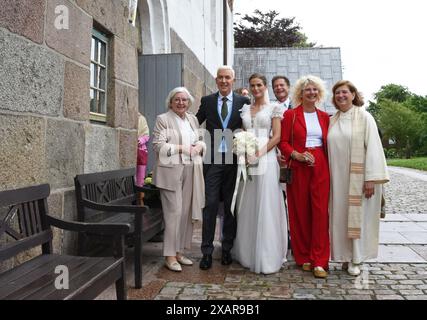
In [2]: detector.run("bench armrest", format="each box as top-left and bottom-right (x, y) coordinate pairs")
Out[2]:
(46, 215), (129, 258)
(135, 185), (160, 194)
(46, 215), (130, 235)
(81, 198), (148, 215)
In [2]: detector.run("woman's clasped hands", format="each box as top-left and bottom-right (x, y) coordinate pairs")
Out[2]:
(292, 150), (315, 166)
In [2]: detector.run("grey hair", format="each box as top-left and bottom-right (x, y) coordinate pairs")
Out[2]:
(216, 65), (235, 79)
(292, 75), (327, 107)
(165, 87), (194, 110)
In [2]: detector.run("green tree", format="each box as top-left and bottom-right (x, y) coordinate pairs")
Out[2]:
(368, 84), (427, 157)
(374, 84), (411, 103)
(366, 101), (381, 122)
(377, 99), (423, 158)
(368, 84), (412, 121)
(404, 94), (427, 114)
(404, 94), (427, 154)
(234, 10), (315, 48)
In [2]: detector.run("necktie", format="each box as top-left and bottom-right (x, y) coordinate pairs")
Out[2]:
(221, 97), (228, 121)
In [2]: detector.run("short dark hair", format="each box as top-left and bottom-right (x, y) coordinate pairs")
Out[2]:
(272, 75), (290, 87)
(234, 87), (248, 95)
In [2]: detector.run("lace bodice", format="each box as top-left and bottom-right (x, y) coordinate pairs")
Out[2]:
(240, 103), (283, 136)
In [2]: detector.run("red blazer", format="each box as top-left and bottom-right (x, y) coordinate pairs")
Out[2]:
(279, 105), (330, 168)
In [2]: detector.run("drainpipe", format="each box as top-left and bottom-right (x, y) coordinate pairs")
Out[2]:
(223, 0), (227, 65)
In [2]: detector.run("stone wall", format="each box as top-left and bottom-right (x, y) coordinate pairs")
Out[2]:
(234, 47), (343, 114)
(0, 0), (139, 255)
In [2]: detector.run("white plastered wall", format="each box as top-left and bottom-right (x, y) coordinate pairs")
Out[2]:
(138, 0), (234, 77)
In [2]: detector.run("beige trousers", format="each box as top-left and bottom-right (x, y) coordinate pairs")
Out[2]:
(159, 165), (194, 257)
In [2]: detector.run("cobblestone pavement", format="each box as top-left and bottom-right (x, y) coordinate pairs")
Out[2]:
(98, 166), (427, 300)
(152, 262), (427, 300)
(385, 168), (427, 215)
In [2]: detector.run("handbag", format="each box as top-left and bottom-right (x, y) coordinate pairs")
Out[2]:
(137, 148), (148, 165)
(279, 167), (293, 184)
(279, 112), (296, 184)
(137, 135), (149, 165)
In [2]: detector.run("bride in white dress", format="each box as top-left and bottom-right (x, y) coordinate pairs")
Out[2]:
(232, 73), (288, 274)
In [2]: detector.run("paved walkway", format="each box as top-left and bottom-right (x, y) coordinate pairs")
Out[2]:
(98, 166), (427, 300)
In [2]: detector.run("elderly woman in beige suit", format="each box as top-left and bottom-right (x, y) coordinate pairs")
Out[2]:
(152, 87), (206, 272)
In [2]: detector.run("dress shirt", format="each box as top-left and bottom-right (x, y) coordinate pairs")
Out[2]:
(217, 92), (233, 152)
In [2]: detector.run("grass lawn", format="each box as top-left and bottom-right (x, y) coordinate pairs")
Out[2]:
(387, 157), (427, 171)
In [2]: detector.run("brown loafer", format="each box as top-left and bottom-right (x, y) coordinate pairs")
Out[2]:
(313, 266), (328, 278)
(302, 262), (311, 271)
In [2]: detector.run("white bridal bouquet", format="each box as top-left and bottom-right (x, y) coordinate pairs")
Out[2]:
(232, 131), (258, 168)
(230, 131), (258, 215)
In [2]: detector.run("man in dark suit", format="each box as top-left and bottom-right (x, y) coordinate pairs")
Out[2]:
(196, 66), (250, 270)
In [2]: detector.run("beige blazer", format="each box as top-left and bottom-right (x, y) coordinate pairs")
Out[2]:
(152, 110), (205, 220)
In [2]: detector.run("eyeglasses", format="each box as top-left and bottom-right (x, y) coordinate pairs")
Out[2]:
(172, 98), (188, 103)
(303, 88), (319, 93)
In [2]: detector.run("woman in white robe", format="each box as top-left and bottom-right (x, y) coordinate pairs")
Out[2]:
(327, 80), (389, 276)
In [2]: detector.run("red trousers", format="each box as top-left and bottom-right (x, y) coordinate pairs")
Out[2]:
(286, 147), (330, 269)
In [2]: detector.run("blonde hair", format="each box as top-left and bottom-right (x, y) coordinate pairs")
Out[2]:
(165, 87), (194, 110)
(292, 75), (327, 107)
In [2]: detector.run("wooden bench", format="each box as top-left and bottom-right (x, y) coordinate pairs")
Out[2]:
(0, 184), (129, 300)
(74, 168), (164, 289)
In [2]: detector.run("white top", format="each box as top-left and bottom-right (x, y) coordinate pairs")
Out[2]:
(304, 112), (323, 147)
(172, 112), (196, 162)
(275, 97), (291, 114)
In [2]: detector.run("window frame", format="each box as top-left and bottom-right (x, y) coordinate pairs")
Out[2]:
(90, 29), (109, 122)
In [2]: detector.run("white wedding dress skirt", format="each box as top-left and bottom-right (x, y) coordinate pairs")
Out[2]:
(232, 104), (288, 274)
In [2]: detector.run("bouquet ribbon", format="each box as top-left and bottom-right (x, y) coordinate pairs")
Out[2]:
(230, 155), (247, 216)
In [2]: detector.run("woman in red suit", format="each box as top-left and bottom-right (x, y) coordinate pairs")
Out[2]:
(279, 75), (330, 278)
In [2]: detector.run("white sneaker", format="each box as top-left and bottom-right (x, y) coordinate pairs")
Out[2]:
(348, 263), (361, 276)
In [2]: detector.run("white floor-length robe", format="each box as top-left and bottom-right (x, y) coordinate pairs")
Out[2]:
(327, 106), (389, 263)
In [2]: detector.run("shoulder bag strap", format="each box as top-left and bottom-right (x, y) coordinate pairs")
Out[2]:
(288, 111), (296, 167)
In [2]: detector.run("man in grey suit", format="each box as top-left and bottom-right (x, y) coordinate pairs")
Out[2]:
(196, 66), (250, 270)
